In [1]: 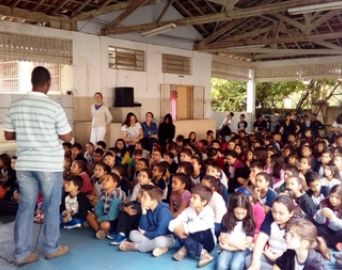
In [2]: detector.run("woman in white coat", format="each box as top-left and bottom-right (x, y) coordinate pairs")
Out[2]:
(90, 92), (112, 144)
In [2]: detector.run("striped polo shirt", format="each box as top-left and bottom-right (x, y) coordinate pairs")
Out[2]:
(4, 91), (72, 172)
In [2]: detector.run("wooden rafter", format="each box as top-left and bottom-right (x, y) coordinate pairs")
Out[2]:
(225, 48), (342, 55)
(272, 14), (306, 33)
(102, 0), (148, 33)
(156, 0), (175, 24)
(52, 0), (69, 16)
(221, 25), (273, 42)
(71, 0), (93, 17)
(12, 0), (21, 8)
(33, 0), (46, 12)
(197, 31), (342, 50)
(103, 0), (329, 35)
(309, 10), (340, 31)
(314, 40), (341, 49)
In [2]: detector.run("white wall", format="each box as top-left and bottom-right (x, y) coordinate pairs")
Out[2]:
(0, 21), (212, 120)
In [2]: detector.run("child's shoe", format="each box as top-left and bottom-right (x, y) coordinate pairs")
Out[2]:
(152, 247), (169, 257)
(96, 229), (107, 240)
(106, 232), (119, 240)
(198, 249), (214, 268)
(110, 233), (126, 246)
(119, 241), (138, 252)
(173, 246), (187, 261)
(64, 223), (82, 229)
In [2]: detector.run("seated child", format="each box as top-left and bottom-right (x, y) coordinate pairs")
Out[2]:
(314, 184), (342, 250)
(305, 171), (329, 207)
(320, 164), (341, 189)
(168, 185), (216, 268)
(285, 175), (317, 221)
(170, 173), (192, 218)
(119, 185), (175, 257)
(107, 169), (153, 245)
(274, 218), (330, 270)
(217, 193), (255, 270)
(70, 160), (93, 197)
(86, 173), (124, 239)
(60, 175), (91, 229)
(254, 172), (277, 214)
(201, 175), (227, 237)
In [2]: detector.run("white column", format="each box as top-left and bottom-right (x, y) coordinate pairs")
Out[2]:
(247, 68), (256, 114)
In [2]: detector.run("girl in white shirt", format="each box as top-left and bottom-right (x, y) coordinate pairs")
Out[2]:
(121, 112), (143, 152)
(217, 193), (255, 270)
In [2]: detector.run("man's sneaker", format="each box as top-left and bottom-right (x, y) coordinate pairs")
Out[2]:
(109, 234), (126, 246)
(96, 229), (107, 240)
(15, 252), (39, 266)
(44, 246), (70, 260)
(198, 249), (214, 268)
(63, 223), (82, 229)
(152, 247), (169, 257)
(173, 246), (187, 261)
(106, 232), (119, 240)
(118, 241), (138, 252)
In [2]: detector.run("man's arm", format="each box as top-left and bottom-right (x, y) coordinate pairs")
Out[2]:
(58, 131), (73, 142)
(4, 131), (16, 140)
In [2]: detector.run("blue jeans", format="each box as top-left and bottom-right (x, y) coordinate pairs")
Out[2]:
(217, 250), (248, 270)
(14, 171), (63, 262)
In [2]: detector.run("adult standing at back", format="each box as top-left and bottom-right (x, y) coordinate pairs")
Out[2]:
(90, 92), (112, 144)
(158, 113), (175, 151)
(4, 66), (73, 266)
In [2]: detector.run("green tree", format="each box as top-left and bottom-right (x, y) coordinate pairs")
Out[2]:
(211, 78), (247, 111)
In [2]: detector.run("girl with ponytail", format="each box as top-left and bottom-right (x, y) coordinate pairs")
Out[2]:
(274, 218), (330, 270)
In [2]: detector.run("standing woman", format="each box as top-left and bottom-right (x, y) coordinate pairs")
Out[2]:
(141, 112), (158, 151)
(121, 112), (143, 153)
(158, 113), (175, 152)
(90, 92), (113, 144)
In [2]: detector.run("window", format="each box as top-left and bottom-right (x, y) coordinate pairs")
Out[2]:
(108, 46), (145, 71)
(162, 54), (191, 75)
(0, 61), (61, 93)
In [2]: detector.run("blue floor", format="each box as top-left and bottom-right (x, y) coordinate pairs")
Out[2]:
(0, 216), (340, 270)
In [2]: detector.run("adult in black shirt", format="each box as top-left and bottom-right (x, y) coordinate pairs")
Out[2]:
(158, 113), (175, 151)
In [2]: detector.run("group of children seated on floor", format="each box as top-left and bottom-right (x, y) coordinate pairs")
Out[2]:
(1, 124), (342, 269)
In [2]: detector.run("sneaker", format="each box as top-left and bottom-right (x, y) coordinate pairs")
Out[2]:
(63, 223), (82, 229)
(96, 229), (107, 240)
(198, 250), (214, 268)
(110, 234), (126, 246)
(44, 246), (70, 260)
(106, 232), (119, 240)
(15, 252), (39, 266)
(152, 247), (169, 257)
(173, 246), (187, 261)
(119, 241), (138, 252)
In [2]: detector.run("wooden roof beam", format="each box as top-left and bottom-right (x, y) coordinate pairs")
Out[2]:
(52, 0), (69, 16)
(309, 10), (340, 31)
(196, 31), (342, 50)
(104, 0), (331, 35)
(71, 0), (93, 17)
(101, 0), (149, 34)
(225, 48), (342, 55)
(156, 0), (175, 24)
(33, 0), (46, 12)
(73, 0), (159, 21)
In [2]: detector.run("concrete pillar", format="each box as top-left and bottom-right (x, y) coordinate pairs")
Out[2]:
(247, 68), (256, 115)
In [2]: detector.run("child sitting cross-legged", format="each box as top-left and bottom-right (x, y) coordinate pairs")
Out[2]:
(86, 173), (125, 239)
(60, 175), (91, 229)
(118, 185), (175, 257)
(168, 185), (216, 268)
(217, 193), (255, 270)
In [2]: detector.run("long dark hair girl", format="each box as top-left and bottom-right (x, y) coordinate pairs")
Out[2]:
(222, 192), (255, 236)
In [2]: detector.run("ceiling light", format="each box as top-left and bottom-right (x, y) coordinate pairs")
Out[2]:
(288, 1), (342, 15)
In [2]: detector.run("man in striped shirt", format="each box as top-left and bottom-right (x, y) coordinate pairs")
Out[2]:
(4, 66), (73, 266)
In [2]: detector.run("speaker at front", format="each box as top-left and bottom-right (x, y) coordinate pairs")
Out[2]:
(114, 87), (134, 107)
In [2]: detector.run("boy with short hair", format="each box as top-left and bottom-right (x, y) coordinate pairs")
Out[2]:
(254, 172), (277, 214)
(168, 185), (215, 268)
(86, 173), (124, 239)
(119, 185), (175, 256)
(60, 175), (91, 229)
(305, 171), (329, 207)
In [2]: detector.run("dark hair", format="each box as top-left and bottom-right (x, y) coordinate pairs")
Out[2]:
(95, 162), (111, 173)
(164, 151), (175, 159)
(133, 149), (143, 157)
(62, 142), (72, 149)
(256, 172), (272, 183)
(206, 147), (218, 158)
(94, 92), (103, 98)
(112, 165), (124, 177)
(250, 160), (265, 170)
(115, 138), (128, 155)
(96, 141), (107, 150)
(153, 162), (169, 178)
(163, 113), (173, 124)
(94, 148), (104, 156)
(31, 66), (51, 87)
(272, 194), (298, 214)
(270, 153), (285, 179)
(322, 185), (342, 216)
(139, 168), (153, 179)
(305, 171), (320, 186)
(137, 158), (149, 169)
(106, 172), (121, 185)
(223, 149), (238, 159)
(202, 175), (220, 193)
(191, 185), (212, 204)
(180, 148), (192, 158)
(66, 175), (83, 191)
(72, 160), (88, 174)
(173, 173), (192, 191)
(176, 135), (185, 142)
(178, 161), (194, 176)
(146, 111), (154, 118)
(222, 193), (255, 235)
(324, 164), (341, 179)
(123, 112), (137, 127)
(0, 153), (12, 169)
(104, 151), (114, 158)
(72, 143), (82, 152)
(284, 165), (299, 176)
